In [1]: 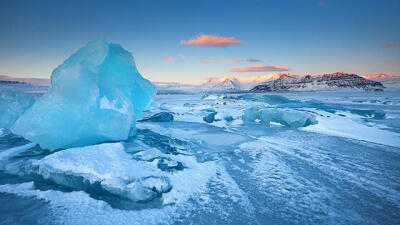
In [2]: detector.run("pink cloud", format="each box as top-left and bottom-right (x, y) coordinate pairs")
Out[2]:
(226, 58), (262, 63)
(199, 60), (219, 64)
(381, 42), (399, 48)
(230, 64), (291, 72)
(163, 56), (174, 62)
(181, 34), (245, 47)
(226, 59), (244, 63)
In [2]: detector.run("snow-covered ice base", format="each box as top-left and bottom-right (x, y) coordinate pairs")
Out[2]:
(1, 90), (400, 224)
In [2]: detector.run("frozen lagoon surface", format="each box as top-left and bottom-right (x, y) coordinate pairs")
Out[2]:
(1, 90), (400, 225)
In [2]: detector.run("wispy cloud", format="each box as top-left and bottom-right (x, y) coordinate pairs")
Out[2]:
(226, 59), (244, 63)
(163, 56), (175, 62)
(199, 60), (219, 64)
(246, 58), (262, 62)
(226, 58), (262, 63)
(181, 34), (245, 47)
(230, 64), (291, 72)
(381, 42), (399, 48)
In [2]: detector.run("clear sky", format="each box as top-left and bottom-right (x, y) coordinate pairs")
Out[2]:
(0, 0), (399, 84)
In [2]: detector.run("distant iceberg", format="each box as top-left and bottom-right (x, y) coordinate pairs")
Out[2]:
(11, 40), (157, 150)
(242, 106), (317, 128)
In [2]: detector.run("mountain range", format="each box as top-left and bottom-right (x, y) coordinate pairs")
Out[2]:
(1, 73), (399, 93)
(361, 73), (400, 89)
(251, 72), (385, 92)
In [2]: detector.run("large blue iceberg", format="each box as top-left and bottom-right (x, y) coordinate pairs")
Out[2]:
(11, 40), (157, 150)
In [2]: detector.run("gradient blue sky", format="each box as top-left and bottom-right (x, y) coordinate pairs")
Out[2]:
(0, 0), (399, 84)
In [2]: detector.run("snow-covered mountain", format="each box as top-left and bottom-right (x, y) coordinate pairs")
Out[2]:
(361, 73), (400, 89)
(153, 74), (300, 93)
(362, 73), (398, 80)
(251, 72), (384, 92)
(235, 73), (297, 90)
(198, 74), (299, 92)
(200, 77), (243, 91)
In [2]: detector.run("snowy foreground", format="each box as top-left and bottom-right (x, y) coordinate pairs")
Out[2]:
(1, 90), (400, 224)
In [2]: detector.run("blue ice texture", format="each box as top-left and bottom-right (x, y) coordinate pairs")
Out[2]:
(139, 112), (174, 122)
(10, 40), (157, 150)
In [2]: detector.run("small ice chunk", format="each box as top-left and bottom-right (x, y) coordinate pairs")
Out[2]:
(0, 91), (34, 129)
(139, 112), (174, 122)
(183, 103), (196, 107)
(157, 157), (184, 172)
(224, 116), (234, 122)
(203, 112), (218, 123)
(11, 40), (157, 150)
(102, 176), (171, 202)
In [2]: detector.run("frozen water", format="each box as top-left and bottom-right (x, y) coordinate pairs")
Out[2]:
(0, 90), (34, 129)
(11, 40), (156, 150)
(1, 90), (400, 224)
